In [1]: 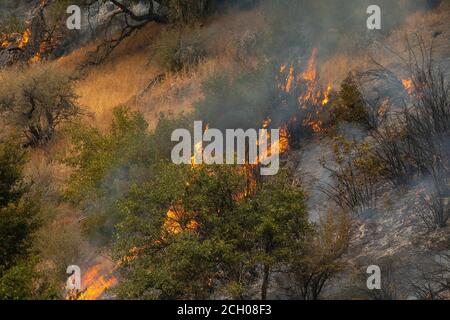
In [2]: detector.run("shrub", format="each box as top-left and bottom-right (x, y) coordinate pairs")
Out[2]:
(167, 0), (211, 24)
(0, 140), (39, 271)
(152, 27), (206, 73)
(0, 65), (82, 147)
(63, 106), (156, 242)
(286, 211), (351, 300)
(320, 136), (383, 217)
(330, 73), (369, 128)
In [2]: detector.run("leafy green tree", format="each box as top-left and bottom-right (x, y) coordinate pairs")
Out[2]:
(0, 140), (38, 271)
(0, 258), (58, 300)
(243, 172), (311, 300)
(63, 107), (194, 244)
(114, 162), (250, 299)
(114, 162), (312, 300)
(0, 140), (58, 300)
(63, 106), (154, 241)
(331, 72), (368, 127)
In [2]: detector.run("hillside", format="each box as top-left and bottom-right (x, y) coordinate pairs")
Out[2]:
(0, 0), (449, 300)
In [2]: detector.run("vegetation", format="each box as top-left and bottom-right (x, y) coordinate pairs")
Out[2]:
(321, 136), (383, 217)
(0, 140), (57, 299)
(0, 0), (448, 301)
(0, 65), (82, 147)
(152, 27), (206, 73)
(330, 73), (370, 128)
(113, 164), (313, 299)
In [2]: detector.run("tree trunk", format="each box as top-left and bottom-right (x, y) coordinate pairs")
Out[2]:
(261, 264), (270, 300)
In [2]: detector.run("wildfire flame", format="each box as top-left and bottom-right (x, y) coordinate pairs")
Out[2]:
(18, 29), (30, 48)
(402, 79), (413, 94)
(66, 259), (118, 300)
(79, 275), (117, 300)
(322, 85), (332, 106)
(1, 38), (11, 48)
(164, 207), (199, 234)
(278, 48), (332, 133)
(2, 29), (31, 49)
(302, 47), (318, 82)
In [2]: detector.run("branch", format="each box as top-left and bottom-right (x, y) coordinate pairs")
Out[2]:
(109, 0), (167, 24)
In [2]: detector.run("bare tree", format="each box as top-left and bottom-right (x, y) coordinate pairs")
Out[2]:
(0, 65), (82, 146)
(410, 253), (450, 300)
(320, 137), (381, 217)
(358, 34), (449, 228)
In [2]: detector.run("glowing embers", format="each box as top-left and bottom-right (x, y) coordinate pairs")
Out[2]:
(1, 29), (30, 49)
(165, 207), (199, 235)
(402, 79), (413, 95)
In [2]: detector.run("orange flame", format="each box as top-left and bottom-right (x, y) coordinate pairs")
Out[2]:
(278, 48), (331, 133)
(1, 39), (11, 47)
(164, 207), (199, 234)
(302, 47), (318, 82)
(1, 28), (30, 49)
(402, 79), (413, 94)
(74, 260), (118, 300)
(322, 85), (332, 106)
(18, 29), (30, 49)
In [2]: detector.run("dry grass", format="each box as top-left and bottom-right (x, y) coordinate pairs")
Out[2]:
(53, 7), (266, 131)
(52, 3), (449, 133)
(318, 2), (450, 91)
(55, 24), (161, 129)
(377, 2), (450, 73)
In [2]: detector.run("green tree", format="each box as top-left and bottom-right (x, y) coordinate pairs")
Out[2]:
(114, 162), (312, 300)
(63, 106), (154, 242)
(243, 172), (311, 300)
(114, 162), (250, 299)
(331, 72), (368, 127)
(0, 258), (58, 300)
(0, 140), (58, 300)
(0, 140), (38, 271)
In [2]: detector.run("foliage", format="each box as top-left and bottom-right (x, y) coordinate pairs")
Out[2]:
(0, 139), (27, 208)
(0, 140), (38, 272)
(63, 106), (154, 241)
(0, 258), (59, 300)
(152, 27), (206, 73)
(0, 65), (82, 147)
(114, 162), (248, 299)
(321, 136), (383, 217)
(243, 171), (311, 299)
(288, 211), (351, 300)
(114, 163), (312, 299)
(330, 73), (369, 128)
(0, 140), (58, 299)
